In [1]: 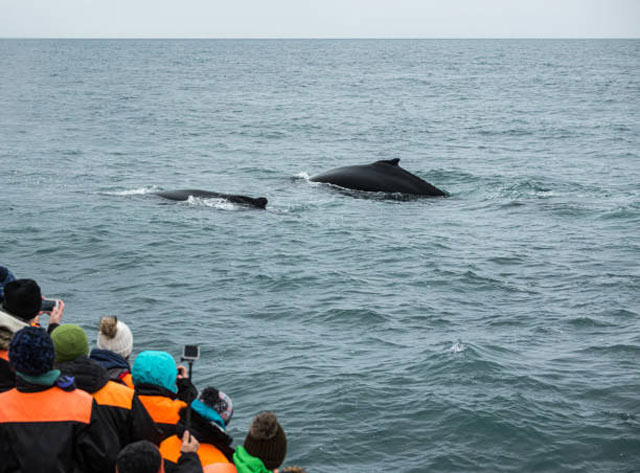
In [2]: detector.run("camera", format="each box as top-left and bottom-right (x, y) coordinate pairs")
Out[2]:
(182, 344), (200, 362)
(40, 299), (59, 313)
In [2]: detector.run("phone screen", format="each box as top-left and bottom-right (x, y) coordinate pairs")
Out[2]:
(40, 299), (57, 312)
(183, 345), (200, 359)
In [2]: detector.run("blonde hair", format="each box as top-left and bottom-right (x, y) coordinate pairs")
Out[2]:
(99, 316), (119, 339)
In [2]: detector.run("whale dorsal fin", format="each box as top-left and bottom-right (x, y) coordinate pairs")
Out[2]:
(375, 158), (400, 166)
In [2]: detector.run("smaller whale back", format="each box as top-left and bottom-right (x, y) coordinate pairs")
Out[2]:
(153, 189), (268, 209)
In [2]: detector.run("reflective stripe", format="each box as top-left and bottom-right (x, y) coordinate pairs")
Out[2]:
(160, 435), (231, 466)
(0, 387), (93, 424)
(138, 395), (186, 425)
(93, 381), (134, 410)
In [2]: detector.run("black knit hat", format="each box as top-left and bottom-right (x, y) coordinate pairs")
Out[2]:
(2, 279), (42, 321)
(244, 412), (287, 470)
(9, 326), (55, 376)
(116, 440), (162, 473)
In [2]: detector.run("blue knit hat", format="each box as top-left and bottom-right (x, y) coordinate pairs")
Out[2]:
(0, 266), (16, 302)
(9, 326), (55, 376)
(131, 350), (177, 393)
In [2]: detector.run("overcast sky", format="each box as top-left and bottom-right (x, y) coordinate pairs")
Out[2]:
(1, 0), (639, 38)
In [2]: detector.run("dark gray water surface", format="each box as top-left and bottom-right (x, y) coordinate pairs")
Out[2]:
(1, 39), (639, 472)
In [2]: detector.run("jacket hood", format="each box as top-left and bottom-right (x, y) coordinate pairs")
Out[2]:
(90, 348), (131, 371)
(0, 309), (28, 339)
(56, 356), (110, 393)
(132, 350), (177, 393)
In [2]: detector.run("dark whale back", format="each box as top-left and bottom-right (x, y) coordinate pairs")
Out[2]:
(310, 159), (446, 197)
(153, 189), (268, 209)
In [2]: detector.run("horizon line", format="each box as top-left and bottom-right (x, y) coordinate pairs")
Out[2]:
(1, 36), (639, 40)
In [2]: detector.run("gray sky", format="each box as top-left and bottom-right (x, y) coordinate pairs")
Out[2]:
(1, 0), (639, 38)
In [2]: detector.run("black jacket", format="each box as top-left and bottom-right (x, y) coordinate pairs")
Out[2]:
(164, 451), (205, 473)
(58, 356), (162, 447)
(0, 356), (14, 393)
(0, 377), (117, 473)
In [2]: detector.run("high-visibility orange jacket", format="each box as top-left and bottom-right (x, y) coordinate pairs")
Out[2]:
(160, 406), (235, 470)
(136, 383), (189, 440)
(161, 434), (231, 466)
(0, 380), (117, 473)
(58, 356), (162, 448)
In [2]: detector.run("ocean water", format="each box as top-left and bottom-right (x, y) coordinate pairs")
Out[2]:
(1, 39), (639, 472)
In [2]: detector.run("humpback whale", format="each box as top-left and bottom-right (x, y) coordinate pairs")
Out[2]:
(310, 159), (447, 197)
(153, 189), (268, 209)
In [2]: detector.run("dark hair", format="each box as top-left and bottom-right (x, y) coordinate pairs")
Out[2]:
(116, 441), (162, 473)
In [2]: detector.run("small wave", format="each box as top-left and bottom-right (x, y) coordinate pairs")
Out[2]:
(566, 316), (614, 328)
(449, 340), (466, 353)
(103, 186), (158, 196)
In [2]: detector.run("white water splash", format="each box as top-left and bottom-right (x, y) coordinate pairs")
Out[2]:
(449, 340), (465, 353)
(294, 171), (311, 180)
(185, 196), (235, 210)
(104, 187), (158, 196)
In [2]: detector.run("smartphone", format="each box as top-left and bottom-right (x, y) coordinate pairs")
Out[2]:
(40, 299), (59, 312)
(182, 344), (200, 361)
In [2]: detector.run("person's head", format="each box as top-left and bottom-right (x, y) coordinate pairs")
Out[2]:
(132, 350), (177, 392)
(0, 266), (16, 303)
(9, 326), (55, 376)
(2, 279), (42, 322)
(244, 412), (287, 471)
(190, 386), (234, 430)
(116, 440), (164, 473)
(97, 315), (133, 360)
(51, 324), (89, 363)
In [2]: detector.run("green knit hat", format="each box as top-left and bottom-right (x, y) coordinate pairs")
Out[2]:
(51, 324), (89, 363)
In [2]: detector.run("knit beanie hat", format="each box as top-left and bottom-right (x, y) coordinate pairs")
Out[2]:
(51, 324), (89, 363)
(96, 316), (133, 359)
(200, 387), (234, 425)
(0, 266), (16, 302)
(244, 412), (287, 470)
(116, 440), (163, 473)
(9, 326), (55, 376)
(132, 350), (178, 393)
(2, 279), (42, 321)
(191, 387), (234, 430)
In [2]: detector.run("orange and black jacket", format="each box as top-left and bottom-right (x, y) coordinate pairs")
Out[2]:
(0, 377), (118, 473)
(89, 348), (135, 389)
(135, 379), (197, 440)
(160, 407), (234, 469)
(58, 356), (163, 448)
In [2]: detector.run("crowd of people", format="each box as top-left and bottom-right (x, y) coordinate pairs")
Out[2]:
(0, 266), (307, 473)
